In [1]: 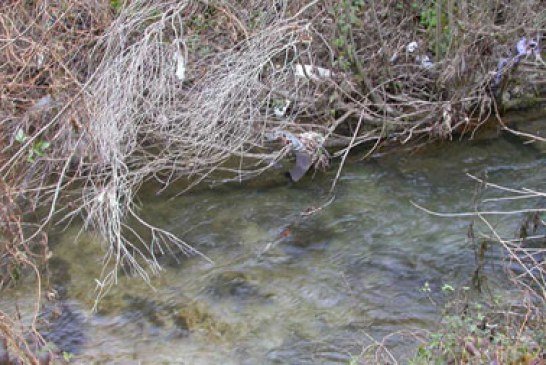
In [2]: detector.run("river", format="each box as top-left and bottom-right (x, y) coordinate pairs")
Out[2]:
(2, 114), (546, 364)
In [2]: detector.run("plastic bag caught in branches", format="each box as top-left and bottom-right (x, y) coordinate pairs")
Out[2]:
(265, 130), (328, 182)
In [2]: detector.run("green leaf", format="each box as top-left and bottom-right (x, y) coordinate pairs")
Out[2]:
(27, 149), (35, 162)
(35, 140), (50, 151)
(10, 265), (21, 281)
(441, 283), (454, 293)
(420, 281), (431, 293)
(333, 38), (345, 48)
(349, 13), (359, 25)
(63, 351), (73, 362)
(15, 129), (26, 143)
(340, 24), (351, 34)
(32, 140), (50, 159)
(110, 0), (122, 12)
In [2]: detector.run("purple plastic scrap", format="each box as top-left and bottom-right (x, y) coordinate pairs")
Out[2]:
(516, 37), (528, 57)
(515, 37), (541, 60)
(494, 58), (510, 86)
(494, 36), (542, 87)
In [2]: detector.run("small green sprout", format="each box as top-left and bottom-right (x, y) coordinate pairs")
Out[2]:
(14, 129), (51, 162)
(441, 283), (454, 293)
(63, 351), (74, 362)
(420, 281), (431, 293)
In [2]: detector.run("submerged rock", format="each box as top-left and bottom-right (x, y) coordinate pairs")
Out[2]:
(206, 271), (270, 302)
(119, 294), (236, 341)
(38, 301), (86, 355)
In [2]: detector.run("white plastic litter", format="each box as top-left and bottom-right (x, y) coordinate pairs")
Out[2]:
(389, 52), (399, 64)
(416, 55), (434, 69)
(30, 95), (54, 111)
(174, 51), (186, 81)
(36, 53), (45, 69)
(406, 41), (419, 54)
(273, 99), (291, 117)
(299, 131), (325, 146)
(294, 64), (332, 80)
(516, 37), (528, 56)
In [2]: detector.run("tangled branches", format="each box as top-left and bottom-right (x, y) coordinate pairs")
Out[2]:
(472, 175), (546, 302)
(414, 172), (546, 303)
(84, 0), (545, 291)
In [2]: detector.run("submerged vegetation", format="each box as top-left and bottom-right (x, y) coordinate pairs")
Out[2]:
(0, 0), (545, 363)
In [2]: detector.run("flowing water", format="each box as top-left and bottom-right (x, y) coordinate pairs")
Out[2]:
(2, 116), (546, 364)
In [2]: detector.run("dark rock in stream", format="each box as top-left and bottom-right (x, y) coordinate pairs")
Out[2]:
(206, 271), (267, 302)
(121, 295), (174, 329)
(37, 257), (86, 355)
(277, 223), (335, 257)
(38, 301), (86, 355)
(117, 294), (239, 342)
(205, 271), (273, 307)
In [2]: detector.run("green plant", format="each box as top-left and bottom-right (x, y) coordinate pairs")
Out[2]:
(420, 7), (438, 30)
(347, 355), (360, 365)
(411, 291), (545, 364)
(441, 283), (454, 293)
(15, 129), (50, 162)
(416, 1), (452, 57)
(63, 351), (74, 362)
(110, 0), (122, 12)
(332, 0), (365, 72)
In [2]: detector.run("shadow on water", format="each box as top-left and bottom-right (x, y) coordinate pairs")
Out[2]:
(2, 116), (546, 363)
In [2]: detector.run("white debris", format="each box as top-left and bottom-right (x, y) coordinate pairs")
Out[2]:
(108, 189), (118, 208)
(299, 131), (325, 146)
(416, 55), (434, 69)
(36, 53), (45, 69)
(174, 50), (186, 81)
(406, 41), (419, 54)
(389, 52), (399, 64)
(29, 95), (54, 111)
(265, 130), (305, 151)
(294, 64), (332, 80)
(516, 37), (541, 58)
(442, 104), (452, 126)
(516, 37), (528, 56)
(96, 191), (105, 204)
(273, 99), (291, 117)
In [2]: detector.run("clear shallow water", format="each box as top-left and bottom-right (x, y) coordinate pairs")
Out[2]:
(2, 121), (546, 364)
